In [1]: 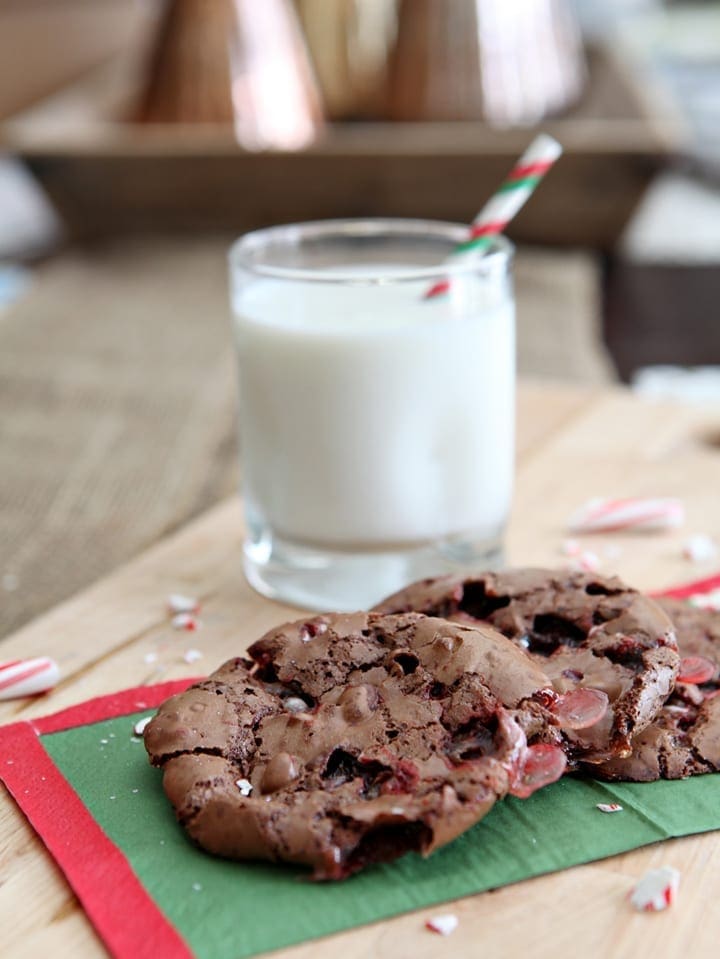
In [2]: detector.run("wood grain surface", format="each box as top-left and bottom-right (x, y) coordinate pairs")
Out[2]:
(2, 381), (719, 959)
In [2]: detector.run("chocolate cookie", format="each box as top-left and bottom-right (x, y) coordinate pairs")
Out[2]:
(145, 611), (567, 879)
(592, 598), (720, 781)
(374, 569), (679, 764)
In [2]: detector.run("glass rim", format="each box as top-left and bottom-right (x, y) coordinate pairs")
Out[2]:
(228, 218), (513, 284)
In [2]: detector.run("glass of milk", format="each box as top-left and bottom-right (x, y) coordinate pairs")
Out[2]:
(229, 219), (515, 610)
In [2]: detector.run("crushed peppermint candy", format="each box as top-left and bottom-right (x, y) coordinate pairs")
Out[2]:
(677, 655), (715, 685)
(133, 716), (152, 737)
(183, 648), (203, 664)
(143, 651), (159, 664)
(235, 778), (253, 796)
(425, 914), (459, 936)
(573, 550), (600, 573)
(596, 803), (623, 813)
(167, 593), (200, 614)
(682, 535), (718, 563)
(560, 538), (581, 557)
(629, 866), (680, 912)
(285, 696), (309, 713)
(171, 612), (200, 631)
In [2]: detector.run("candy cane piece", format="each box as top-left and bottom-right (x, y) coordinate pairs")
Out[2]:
(629, 866), (680, 912)
(0, 657), (60, 700)
(567, 498), (684, 534)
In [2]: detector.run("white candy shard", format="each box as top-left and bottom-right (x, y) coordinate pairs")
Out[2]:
(285, 696), (309, 713)
(143, 652), (159, 664)
(171, 612), (199, 631)
(235, 778), (253, 796)
(629, 866), (680, 912)
(682, 535), (718, 563)
(596, 803), (623, 813)
(568, 498), (684, 534)
(134, 716), (152, 737)
(425, 914), (459, 936)
(183, 648), (203, 664)
(167, 593), (200, 614)
(0, 657), (59, 701)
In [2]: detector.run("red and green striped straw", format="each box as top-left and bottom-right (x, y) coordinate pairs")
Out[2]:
(425, 134), (563, 299)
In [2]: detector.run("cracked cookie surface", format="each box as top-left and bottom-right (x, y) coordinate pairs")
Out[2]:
(591, 598), (720, 781)
(374, 569), (678, 764)
(144, 611), (564, 879)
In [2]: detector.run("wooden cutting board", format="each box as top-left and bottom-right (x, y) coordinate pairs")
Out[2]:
(2, 381), (720, 958)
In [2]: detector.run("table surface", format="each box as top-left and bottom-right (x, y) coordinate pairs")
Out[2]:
(2, 381), (720, 958)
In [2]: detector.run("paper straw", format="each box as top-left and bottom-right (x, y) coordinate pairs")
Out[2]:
(425, 133), (563, 299)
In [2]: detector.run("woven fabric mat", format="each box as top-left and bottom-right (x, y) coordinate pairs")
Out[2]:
(0, 236), (240, 638)
(0, 237), (611, 638)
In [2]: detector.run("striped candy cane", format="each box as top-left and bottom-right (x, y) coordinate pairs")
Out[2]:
(567, 497), (685, 534)
(0, 657), (60, 700)
(425, 133), (563, 299)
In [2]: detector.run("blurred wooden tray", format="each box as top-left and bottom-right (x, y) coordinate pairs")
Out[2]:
(3, 45), (684, 248)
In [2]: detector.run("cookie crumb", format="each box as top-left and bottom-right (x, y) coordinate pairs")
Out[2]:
(596, 803), (623, 813)
(168, 593), (200, 614)
(235, 778), (253, 796)
(425, 914), (459, 936)
(134, 716), (152, 737)
(629, 866), (680, 912)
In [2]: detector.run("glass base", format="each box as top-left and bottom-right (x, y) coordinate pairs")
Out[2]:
(243, 528), (504, 612)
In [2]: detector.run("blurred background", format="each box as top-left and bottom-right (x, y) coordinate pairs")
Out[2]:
(1, 0), (719, 637)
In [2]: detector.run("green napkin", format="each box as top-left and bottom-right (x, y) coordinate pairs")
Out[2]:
(43, 711), (720, 959)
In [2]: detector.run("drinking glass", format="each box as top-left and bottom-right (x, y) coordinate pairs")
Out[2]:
(229, 219), (515, 610)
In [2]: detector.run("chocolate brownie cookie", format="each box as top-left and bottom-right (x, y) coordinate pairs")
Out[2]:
(374, 569), (678, 764)
(592, 598), (720, 781)
(145, 611), (567, 879)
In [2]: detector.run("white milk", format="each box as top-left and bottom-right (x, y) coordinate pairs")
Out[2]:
(232, 269), (515, 549)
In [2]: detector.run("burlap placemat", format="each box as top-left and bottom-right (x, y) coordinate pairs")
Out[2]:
(0, 236), (239, 637)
